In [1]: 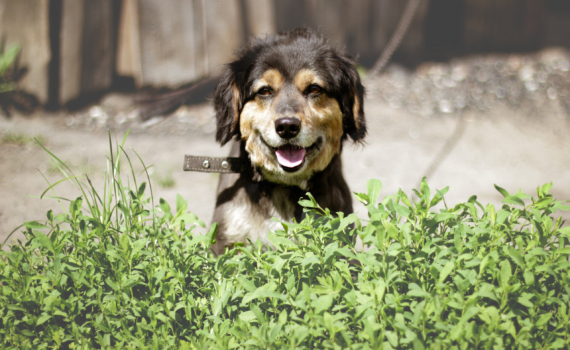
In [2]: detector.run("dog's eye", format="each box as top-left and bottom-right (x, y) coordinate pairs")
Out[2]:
(307, 84), (322, 94)
(257, 87), (272, 96)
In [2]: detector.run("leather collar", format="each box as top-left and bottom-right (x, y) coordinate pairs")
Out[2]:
(183, 155), (246, 174)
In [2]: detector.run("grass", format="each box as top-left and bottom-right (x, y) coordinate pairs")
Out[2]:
(1, 134), (569, 349)
(153, 170), (176, 189)
(45, 157), (100, 177)
(1, 131), (47, 147)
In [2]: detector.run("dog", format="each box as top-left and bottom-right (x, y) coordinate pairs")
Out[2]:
(211, 28), (366, 255)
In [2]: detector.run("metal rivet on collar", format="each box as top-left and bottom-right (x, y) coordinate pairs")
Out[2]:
(202, 160), (210, 168)
(221, 160), (229, 169)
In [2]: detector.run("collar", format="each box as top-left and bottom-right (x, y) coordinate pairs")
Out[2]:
(183, 155), (247, 173)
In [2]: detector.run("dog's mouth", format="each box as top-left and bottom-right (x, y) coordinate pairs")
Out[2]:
(261, 137), (321, 173)
(275, 144), (306, 172)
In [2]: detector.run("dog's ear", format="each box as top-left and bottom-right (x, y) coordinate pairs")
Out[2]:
(214, 65), (244, 145)
(336, 56), (366, 142)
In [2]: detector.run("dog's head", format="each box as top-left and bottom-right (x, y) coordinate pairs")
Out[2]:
(214, 28), (365, 187)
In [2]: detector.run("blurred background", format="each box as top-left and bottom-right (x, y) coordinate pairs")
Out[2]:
(3, 0), (570, 107)
(1, 0), (570, 244)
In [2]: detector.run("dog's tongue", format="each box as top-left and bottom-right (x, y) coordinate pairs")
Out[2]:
(276, 144), (306, 168)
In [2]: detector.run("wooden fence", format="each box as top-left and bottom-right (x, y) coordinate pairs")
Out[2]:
(0, 0), (569, 107)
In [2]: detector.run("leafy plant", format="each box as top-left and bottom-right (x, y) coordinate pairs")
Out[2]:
(0, 42), (39, 114)
(1, 136), (569, 349)
(0, 43), (20, 93)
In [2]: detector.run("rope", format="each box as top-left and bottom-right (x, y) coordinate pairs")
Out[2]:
(369, 0), (422, 76)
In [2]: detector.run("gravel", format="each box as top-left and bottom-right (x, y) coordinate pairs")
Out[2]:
(367, 47), (570, 120)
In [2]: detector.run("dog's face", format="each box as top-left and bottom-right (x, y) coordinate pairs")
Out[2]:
(214, 28), (365, 188)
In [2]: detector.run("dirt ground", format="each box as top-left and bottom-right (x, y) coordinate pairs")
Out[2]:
(2, 63), (570, 246)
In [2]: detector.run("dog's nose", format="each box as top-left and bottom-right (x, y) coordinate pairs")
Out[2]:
(275, 117), (301, 139)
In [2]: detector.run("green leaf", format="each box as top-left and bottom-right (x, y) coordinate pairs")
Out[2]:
(518, 295), (533, 308)
(430, 187), (449, 208)
(137, 182), (146, 197)
(106, 277), (119, 291)
(36, 314), (51, 326)
(434, 213), (456, 222)
(241, 289), (287, 305)
(502, 195), (525, 207)
(454, 229), (462, 251)
(314, 294), (334, 314)
(439, 261), (454, 284)
(540, 182), (553, 196)
(267, 232), (297, 250)
(176, 194), (187, 214)
(407, 289), (429, 298)
(354, 192), (370, 205)
(523, 270), (534, 285)
(279, 310), (288, 325)
(153, 268), (166, 282)
(495, 210), (510, 225)
(24, 221), (49, 230)
(556, 247), (570, 255)
(367, 179), (382, 205)
(131, 239), (148, 258)
(559, 226), (570, 237)
(535, 313), (552, 327)
(384, 222), (399, 241)
(494, 184), (510, 198)
(508, 247), (524, 268)
(479, 254), (493, 275)
(375, 278), (386, 301)
(237, 275), (257, 293)
(159, 198), (171, 215)
(420, 177), (430, 199)
(35, 232), (54, 253)
(206, 222), (218, 245)
(499, 260), (511, 289)
(385, 330), (398, 347)
(173, 212), (205, 228)
(460, 306), (480, 323)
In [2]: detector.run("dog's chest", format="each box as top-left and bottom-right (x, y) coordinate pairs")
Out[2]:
(220, 186), (297, 247)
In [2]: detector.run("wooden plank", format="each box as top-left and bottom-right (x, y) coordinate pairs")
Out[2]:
(59, 0), (115, 105)
(243, 0), (276, 38)
(137, 0), (205, 87)
(134, 0), (243, 87)
(116, 0), (142, 80)
(342, 0), (374, 59)
(203, 0), (244, 75)
(305, 0), (347, 46)
(274, 0), (309, 32)
(80, 0), (114, 94)
(0, 0), (51, 104)
(59, 0), (84, 104)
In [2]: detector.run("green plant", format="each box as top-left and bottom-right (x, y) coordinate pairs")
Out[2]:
(2, 131), (47, 147)
(153, 170), (176, 189)
(44, 157), (99, 177)
(0, 43), (21, 93)
(1, 135), (569, 349)
(0, 42), (39, 114)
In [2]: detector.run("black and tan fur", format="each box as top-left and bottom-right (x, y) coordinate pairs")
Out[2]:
(211, 28), (365, 255)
